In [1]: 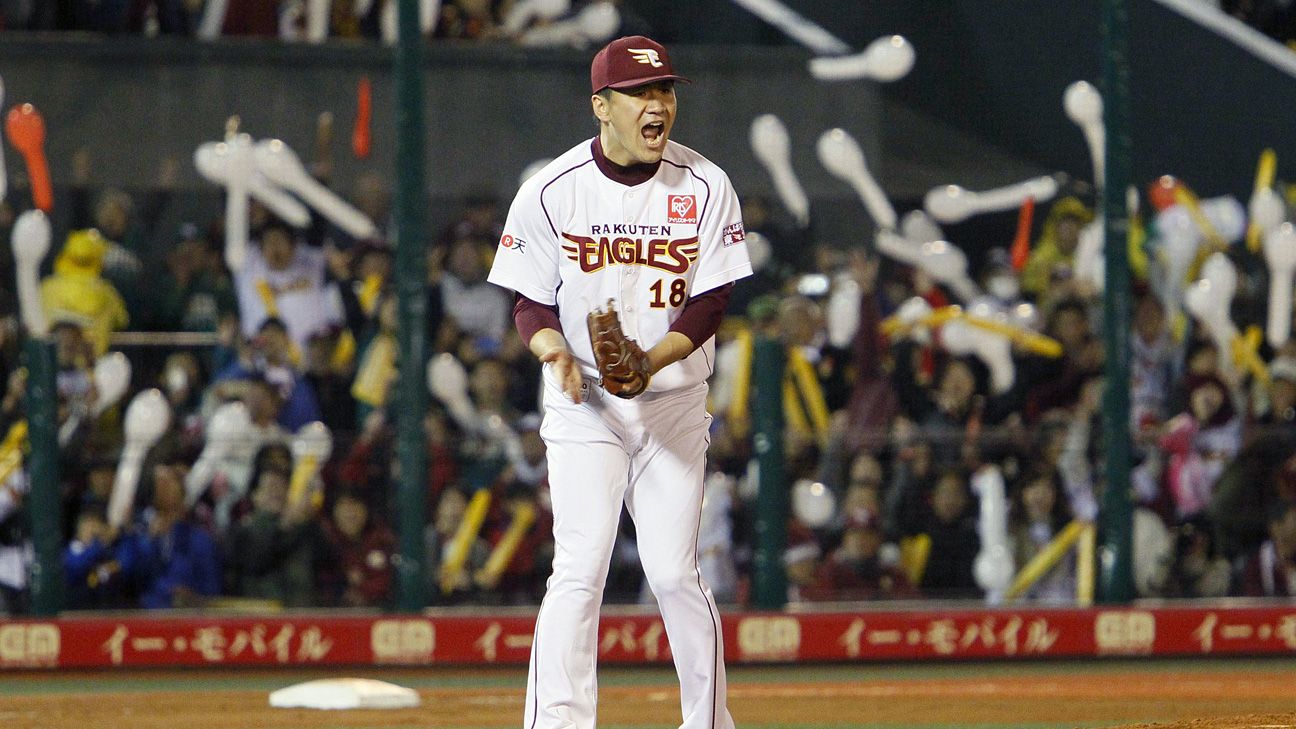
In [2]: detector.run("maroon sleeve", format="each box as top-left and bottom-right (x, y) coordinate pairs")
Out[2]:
(668, 283), (733, 350)
(513, 294), (562, 345)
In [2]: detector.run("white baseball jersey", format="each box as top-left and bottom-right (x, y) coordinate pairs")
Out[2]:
(488, 138), (753, 391)
(234, 244), (344, 349)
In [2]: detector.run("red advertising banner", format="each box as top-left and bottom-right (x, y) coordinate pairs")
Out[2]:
(1, 606), (1294, 669)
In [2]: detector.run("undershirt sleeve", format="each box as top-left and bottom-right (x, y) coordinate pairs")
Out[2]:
(513, 293), (562, 345)
(668, 283), (732, 350)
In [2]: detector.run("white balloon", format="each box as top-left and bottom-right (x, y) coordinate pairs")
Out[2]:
(918, 240), (980, 302)
(1064, 80), (1105, 189)
(751, 114), (810, 227)
(1063, 80), (1103, 125)
(745, 230), (772, 272)
(1201, 196), (1246, 245)
(808, 34), (915, 82)
(123, 388), (170, 445)
(875, 228), (921, 265)
(971, 465), (1012, 603)
(1132, 507), (1174, 597)
(1074, 218), (1105, 293)
(900, 209), (944, 246)
(941, 320), (1014, 394)
(92, 352), (132, 417)
(194, 141), (310, 229)
(292, 421), (333, 461)
(109, 389), (173, 529)
(862, 34), (915, 81)
(817, 128), (896, 230)
(924, 176), (1058, 224)
(11, 208), (50, 270)
(1264, 222), (1296, 347)
(184, 400), (251, 507)
(254, 139), (378, 240)
(1251, 186), (1286, 236)
(427, 352), (469, 403)
(791, 479), (836, 528)
(576, 1), (618, 41)
(1184, 253), (1239, 368)
(11, 210), (51, 336)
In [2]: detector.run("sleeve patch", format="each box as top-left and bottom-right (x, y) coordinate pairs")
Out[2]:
(722, 222), (745, 247)
(499, 233), (527, 253)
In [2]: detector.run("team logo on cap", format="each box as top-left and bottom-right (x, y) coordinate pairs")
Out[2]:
(667, 195), (697, 224)
(629, 48), (664, 68)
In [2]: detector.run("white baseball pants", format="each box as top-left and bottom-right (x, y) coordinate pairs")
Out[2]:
(526, 375), (734, 729)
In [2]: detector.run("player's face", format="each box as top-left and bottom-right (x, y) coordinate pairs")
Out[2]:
(592, 81), (677, 166)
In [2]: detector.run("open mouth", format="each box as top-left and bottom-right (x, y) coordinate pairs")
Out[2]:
(642, 122), (666, 145)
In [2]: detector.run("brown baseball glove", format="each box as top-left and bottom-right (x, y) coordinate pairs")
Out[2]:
(587, 299), (651, 399)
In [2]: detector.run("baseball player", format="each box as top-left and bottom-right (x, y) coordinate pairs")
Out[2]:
(487, 35), (752, 729)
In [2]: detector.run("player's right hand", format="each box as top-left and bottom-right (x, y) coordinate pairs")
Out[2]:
(540, 347), (583, 403)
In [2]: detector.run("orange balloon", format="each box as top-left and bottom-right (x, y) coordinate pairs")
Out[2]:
(1147, 174), (1179, 212)
(352, 76), (372, 160)
(5, 104), (52, 213)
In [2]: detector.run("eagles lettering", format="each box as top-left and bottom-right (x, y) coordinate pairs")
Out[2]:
(561, 233), (699, 274)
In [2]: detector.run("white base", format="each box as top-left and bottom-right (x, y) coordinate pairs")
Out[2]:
(269, 678), (421, 710)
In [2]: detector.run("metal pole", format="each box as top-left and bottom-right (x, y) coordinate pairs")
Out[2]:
(751, 337), (786, 609)
(1098, 0), (1134, 604)
(23, 339), (62, 615)
(393, 0), (429, 611)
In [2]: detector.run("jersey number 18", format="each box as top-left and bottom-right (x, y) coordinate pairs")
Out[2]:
(649, 278), (687, 308)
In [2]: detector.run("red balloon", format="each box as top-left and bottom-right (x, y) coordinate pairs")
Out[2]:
(1148, 175), (1180, 212)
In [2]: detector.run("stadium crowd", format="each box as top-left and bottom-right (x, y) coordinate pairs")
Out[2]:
(0, 0), (651, 48)
(2, 0), (1295, 49)
(0, 133), (1295, 616)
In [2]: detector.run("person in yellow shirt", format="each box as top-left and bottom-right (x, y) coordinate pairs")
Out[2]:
(40, 229), (129, 355)
(1020, 197), (1094, 299)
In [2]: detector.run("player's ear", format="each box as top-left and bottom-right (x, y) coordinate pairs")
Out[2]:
(591, 93), (610, 123)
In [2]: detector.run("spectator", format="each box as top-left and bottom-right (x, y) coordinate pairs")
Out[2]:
(69, 152), (179, 327)
(129, 465), (221, 609)
(1021, 196), (1094, 300)
(1008, 468), (1074, 604)
(213, 317), (323, 431)
(1238, 501), (1296, 597)
(64, 506), (139, 609)
(319, 490), (396, 607)
(918, 469), (981, 599)
(807, 514), (916, 601)
(303, 328), (357, 433)
(437, 188), (503, 250)
(1161, 515), (1230, 598)
(782, 521), (823, 603)
(188, 380), (290, 528)
(227, 463), (320, 607)
(1159, 373), (1241, 520)
(235, 220), (344, 352)
(425, 486), (490, 604)
(350, 296), (398, 423)
(158, 223), (237, 333)
(0, 458), (28, 614)
(437, 236), (511, 346)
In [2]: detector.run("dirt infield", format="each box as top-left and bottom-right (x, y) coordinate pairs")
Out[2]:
(4, 663), (1295, 729)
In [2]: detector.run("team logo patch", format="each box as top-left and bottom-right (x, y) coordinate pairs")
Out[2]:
(629, 48), (664, 68)
(667, 195), (697, 224)
(500, 233), (526, 252)
(722, 221), (746, 247)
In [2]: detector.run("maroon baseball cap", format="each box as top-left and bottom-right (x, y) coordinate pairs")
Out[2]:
(590, 35), (690, 93)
